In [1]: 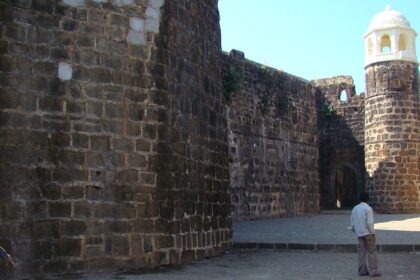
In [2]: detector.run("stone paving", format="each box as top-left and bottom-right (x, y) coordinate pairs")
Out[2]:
(6, 211), (420, 280)
(8, 251), (420, 280)
(233, 211), (420, 251)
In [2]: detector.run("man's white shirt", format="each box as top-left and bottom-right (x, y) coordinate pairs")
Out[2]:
(351, 202), (375, 237)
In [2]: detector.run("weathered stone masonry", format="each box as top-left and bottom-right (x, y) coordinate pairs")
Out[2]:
(224, 51), (320, 220)
(313, 77), (366, 210)
(223, 51), (368, 219)
(2, 0), (418, 275)
(155, 0), (231, 266)
(365, 61), (420, 213)
(0, 0), (230, 273)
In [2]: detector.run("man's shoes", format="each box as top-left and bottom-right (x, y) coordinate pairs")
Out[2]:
(369, 273), (381, 277)
(359, 272), (369, 276)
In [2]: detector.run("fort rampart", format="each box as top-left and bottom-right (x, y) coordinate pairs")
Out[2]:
(0, 0), (231, 273)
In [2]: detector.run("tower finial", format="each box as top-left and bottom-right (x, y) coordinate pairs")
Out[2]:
(385, 5), (392, 11)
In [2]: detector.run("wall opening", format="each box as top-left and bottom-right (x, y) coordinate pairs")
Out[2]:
(334, 165), (357, 208)
(380, 34), (391, 53)
(339, 90), (348, 102)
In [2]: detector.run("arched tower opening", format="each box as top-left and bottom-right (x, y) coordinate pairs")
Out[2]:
(328, 163), (362, 209)
(334, 165), (357, 208)
(339, 90), (348, 102)
(380, 34), (391, 53)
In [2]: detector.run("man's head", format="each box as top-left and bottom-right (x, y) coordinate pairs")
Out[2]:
(360, 192), (369, 203)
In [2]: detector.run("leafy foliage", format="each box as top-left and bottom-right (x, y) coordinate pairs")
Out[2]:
(259, 95), (271, 115)
(321, 101), (336, 118)
(223, 67), (241, 103)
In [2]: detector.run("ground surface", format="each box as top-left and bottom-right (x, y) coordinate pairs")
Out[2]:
(234, 212), (420, 245)
(6, 212), (420, 279)
(8, 251), (420, 280)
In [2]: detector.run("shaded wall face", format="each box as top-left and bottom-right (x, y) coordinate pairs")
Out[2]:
(313, 77), (366, 210)
(0, 0), (230, 273)
(224, 52), (320, 221)
(334, 165), (357, 208)
(365, 61), (420, 213)
(156, 0), (231, 265)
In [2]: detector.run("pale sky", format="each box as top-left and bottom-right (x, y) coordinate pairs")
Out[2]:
(219, 0), (420, 94)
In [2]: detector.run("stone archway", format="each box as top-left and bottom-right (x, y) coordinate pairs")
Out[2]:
(328, 163), (362, 209)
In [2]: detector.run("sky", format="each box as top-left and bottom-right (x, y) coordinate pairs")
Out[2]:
(219, 0), (420, 94)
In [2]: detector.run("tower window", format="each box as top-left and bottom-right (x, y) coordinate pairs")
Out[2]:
(339, 90), (348, 102)
(380, 34), (391, 53)
(398, 34), (407, 51)
(392, 79), (401, 89)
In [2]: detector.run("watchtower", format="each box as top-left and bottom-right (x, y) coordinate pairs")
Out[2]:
(364, 5), (420, 212)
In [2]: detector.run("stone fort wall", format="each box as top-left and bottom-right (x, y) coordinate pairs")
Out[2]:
(223, 52), (368, 219)
(224, 50), (321, 220)
(313, 77), (366, 210)
(0, 0), (230, 273)
(3, 0), (415, 275)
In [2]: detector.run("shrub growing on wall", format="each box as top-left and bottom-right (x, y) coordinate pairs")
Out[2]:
(321, 101), (336, 118)
(223, 67), (241, 103)
(259, 95), (271, 115)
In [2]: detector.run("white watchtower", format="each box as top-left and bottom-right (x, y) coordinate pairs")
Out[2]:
(364, 5), (417, 67)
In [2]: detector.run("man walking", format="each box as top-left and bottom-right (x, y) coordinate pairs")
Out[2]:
(350, 192), (381, 277)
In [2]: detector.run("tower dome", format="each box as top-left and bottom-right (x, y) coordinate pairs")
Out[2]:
(368, 5), (411, 32)
(364, 5), (417, 67)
